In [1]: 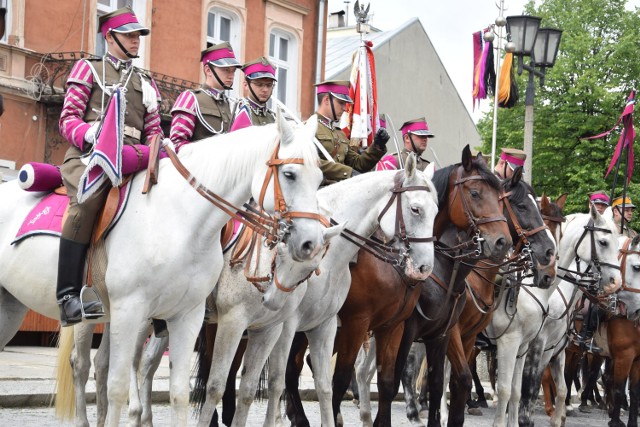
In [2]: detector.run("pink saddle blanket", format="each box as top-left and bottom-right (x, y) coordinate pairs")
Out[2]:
(12, 183), (132, 245)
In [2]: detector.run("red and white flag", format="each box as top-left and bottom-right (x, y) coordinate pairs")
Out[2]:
(343, 40), (378, 147)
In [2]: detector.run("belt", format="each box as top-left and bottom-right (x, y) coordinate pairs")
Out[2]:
(124, 125), (141, 140)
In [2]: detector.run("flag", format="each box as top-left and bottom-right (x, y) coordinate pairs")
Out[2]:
(229, 103), (253, 132)
(472, 29), (495, 110)
(583, 90), (636, 183)
(343, 40), (378, 147)
(77, 86), (125, 203)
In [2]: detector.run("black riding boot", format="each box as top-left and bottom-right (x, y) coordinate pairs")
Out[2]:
(56, 237), (103, 326)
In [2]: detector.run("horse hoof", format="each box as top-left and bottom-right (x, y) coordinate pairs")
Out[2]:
(418, 410), (428, 418)
(467, 407), (483, 416)
(477, 400), (489, 408)
(578, 404), (591, 413)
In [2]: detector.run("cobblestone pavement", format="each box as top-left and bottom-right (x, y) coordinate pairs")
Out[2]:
(0, 400), (625, 426)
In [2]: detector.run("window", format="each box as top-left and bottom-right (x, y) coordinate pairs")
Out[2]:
(96, 0), (130, 56)
(206, 7), (241, 98)
(0, 0), (10, 43)
(269, 29), (298, 112)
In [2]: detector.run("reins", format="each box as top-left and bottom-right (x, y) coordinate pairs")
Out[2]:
(619, 237), (640, 294)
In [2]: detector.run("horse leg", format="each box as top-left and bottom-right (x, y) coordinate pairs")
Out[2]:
(355, 338), (378, 427)
(230, 325), (282, 426)
(105, 306), (148, 427)
(550, 351), (568, 427)
(332, 319), (367, 426)
(401, 342), (424, 426)
(127, 322), (154, 427)
(71, 322), (97, 427)
(263, 321), (299, 427)
(628, 362), (640, 427)
(518, 339), (545, 427)
(222, 335), (247, 426)
(611, 353), (634, 427)
(541, 365), (556, 416)
(197, 319), (247, 427)
(470, 350), (488, 408)
(372, 323), (407, 427)
(306, 317), (338, 427)
(493, 334), (521, 427)
(138, 334), (169, 427)
(422, 336), (449, 427)
(94, 324), (110, 427)
(446, 327), (474, 426)
(0, 288), (28, 350)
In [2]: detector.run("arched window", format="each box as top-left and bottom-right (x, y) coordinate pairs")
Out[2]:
(269, 28), (298, 113)
(206, 6), (242, 98)
(0, 0), (11, 43)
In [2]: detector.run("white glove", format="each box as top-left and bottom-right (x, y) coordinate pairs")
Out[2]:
(162, 137), (176, 152)
(83, 122), (100, 145)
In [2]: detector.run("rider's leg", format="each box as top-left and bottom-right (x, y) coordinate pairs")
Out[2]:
(56, 158), (109, 326)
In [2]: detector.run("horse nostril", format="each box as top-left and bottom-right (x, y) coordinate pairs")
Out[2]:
(546, 248), (555, 261)
(495, 237), (506, 251)
(301, 240), (314, 255)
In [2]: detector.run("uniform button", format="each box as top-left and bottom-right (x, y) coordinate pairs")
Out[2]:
(125, 111), (129, 115)
(343, 172), (348, 176)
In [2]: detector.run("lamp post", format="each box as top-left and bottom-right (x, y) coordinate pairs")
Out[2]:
(506, 15), (562, 183)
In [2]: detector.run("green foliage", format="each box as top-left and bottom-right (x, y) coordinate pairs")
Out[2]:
(477, 0), (640, 228)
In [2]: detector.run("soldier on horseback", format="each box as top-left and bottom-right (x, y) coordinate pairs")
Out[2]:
(237, 56), (277, 126)
(494, 147), (526, 179)
(169, 42), (241, 151)
(313, 80), (387, 185)
(589, 190), (610, 215)
(375, 117), (433, 172)
(56, 7), (163, 326)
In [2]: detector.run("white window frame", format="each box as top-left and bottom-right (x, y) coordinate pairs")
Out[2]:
(0, 0), (10, 44)
(206, 7), (242, 99)
(269, 28), (299, 113)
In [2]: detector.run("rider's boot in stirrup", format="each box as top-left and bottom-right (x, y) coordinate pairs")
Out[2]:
(56, 237), (103, 326)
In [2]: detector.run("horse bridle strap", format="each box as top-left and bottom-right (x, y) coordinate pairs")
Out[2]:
(619, 237), (640, 294)
(451, 168), (507, 232)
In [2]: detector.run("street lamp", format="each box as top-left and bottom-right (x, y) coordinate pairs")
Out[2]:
(506, 15), (562, 183)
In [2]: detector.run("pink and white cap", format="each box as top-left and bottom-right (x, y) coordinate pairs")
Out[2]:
(315, 80), (353, 103)
(242, 57), (277, 80)
(201, 42), (241, 68)
(99, 7), (149, 38)
(400, 117), (434, 137)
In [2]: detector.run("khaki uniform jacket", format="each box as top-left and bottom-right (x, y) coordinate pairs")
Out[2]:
(192, 89), (233, 140)
(392, 149), (430, 172)
(315, 117), (386, 185)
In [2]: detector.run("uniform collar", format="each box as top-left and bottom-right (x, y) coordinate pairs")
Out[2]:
(203, 85), (225, 101)
(401, 147), (428, 162)
(246, 98), (268, 116)
(318, 114), (339, 129)
(105, 53), (132, 72)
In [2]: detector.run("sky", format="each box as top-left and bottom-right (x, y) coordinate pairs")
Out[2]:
(326, 0), (533, 122)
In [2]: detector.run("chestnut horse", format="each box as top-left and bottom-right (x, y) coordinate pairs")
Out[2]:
(282, 146), (511, 427)
(433, 194), (565, 426)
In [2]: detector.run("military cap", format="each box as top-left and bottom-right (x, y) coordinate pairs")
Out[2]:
(589, 191), (610, 206)
(242, 57), (277, 80)
(500, 147), (526, 170)
(201, 42), (241, 68)
(99, 7), (149, 38)
(612, 196), (636, 209)
(400, 117), (434, 138)
(315, 80), (353, 103)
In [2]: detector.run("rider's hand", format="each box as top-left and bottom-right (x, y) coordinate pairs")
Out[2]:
(373, 128), (390, 150)
(83, 123), (100, 146)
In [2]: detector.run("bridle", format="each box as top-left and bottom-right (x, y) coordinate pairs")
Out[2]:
(619, 237), (640, 294)
(164, 137), (329, 248)
(333, 170), (436, 268)
(558, 218), (620, 309)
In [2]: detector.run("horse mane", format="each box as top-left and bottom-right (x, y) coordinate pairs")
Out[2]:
(431, 157), (501, 206)
(505, 177), (537, 203)
(176, 122), (319, 191)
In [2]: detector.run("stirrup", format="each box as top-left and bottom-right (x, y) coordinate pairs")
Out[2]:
(79, 285), (105, 319)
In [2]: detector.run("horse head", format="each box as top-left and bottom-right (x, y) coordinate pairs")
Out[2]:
(432, 145), (511, 261)
(540, 193), (567, 245)
(560, 208), (622, 296)
(502, 168), (557, 288)
(616, 234), (640, 321)
(377, 154), (438, 280)
(251, 109), (325, 262)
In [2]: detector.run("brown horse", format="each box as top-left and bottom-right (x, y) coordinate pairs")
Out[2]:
(432, 191), (561, 427)
(282, 146), (511, 426)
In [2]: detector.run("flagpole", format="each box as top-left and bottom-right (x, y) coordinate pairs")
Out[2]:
(620, 141), (630, 234)
(490, 0), (507, 171)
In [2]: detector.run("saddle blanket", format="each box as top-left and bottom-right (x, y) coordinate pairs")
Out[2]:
(12, 183), (132, 245)
(222, 220), (244, 253)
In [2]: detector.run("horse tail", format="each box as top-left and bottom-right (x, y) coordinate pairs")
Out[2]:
(54, 326), (75, 421)
(189, 322), (209, 414)
(255, 358), (269, 401)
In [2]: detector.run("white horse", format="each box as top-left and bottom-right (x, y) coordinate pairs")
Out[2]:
(194, 155), (436, 427)
(488, 208), (622, 427)
(0, 112), (328, 427)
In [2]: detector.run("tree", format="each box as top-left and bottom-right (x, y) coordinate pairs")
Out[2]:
(477, 0), (640, 220)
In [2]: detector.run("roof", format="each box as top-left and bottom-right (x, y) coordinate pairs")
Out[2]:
(325, 18), (418, 79)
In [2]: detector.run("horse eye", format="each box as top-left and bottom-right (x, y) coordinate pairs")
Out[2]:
(411, 206), (421, 215)
(633, 265), (640, 272)
(283, 171), (295, 180)
(469, 190), (479, 199)
(598, 239), (608, 247)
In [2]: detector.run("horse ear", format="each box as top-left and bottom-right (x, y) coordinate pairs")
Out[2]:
(541, 193), (550, 210)
(424, 162), (436, 180)
(556, 193), (568, 210)
(277, 107), (294, 146)
(323, 221), (346, 244)
(305, 114), (319, 140)
(404, 153), (417, 180)
(632, 234), (640, 248)
(462, 145), (472, 172)
(589, 202), (601, 221)
(511, 166), (523, 185)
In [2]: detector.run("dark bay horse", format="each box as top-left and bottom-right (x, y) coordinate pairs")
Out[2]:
(396, 169), (557, 427)
(282, 146), (511, 426)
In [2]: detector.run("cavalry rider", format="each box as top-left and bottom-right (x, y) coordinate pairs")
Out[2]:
(237, 56), (277, 126)
(56, 7), (163, 326)
(375, 117), (433, 172)
(169, 42), (240, 151)
(314, 80), (388, 185)
(494, 147), (526, 179)
(589, 190), (610, 216)
(611, 196), (638, 238)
